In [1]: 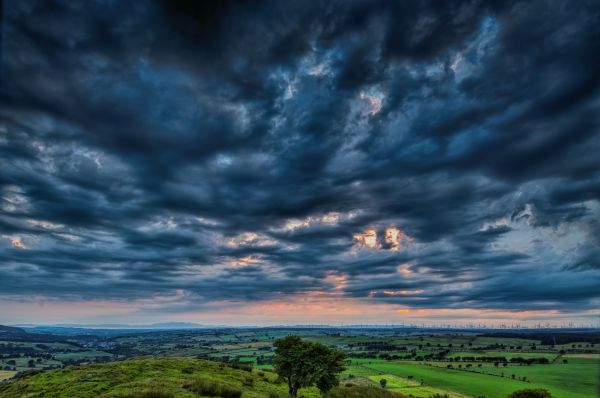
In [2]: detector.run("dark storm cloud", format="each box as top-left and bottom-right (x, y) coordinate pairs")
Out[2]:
(0, 0), (599, 318)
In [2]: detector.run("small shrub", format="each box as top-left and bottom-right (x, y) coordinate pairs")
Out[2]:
(243, 376), (254, 386)
(329, 385), (403, 398)
(507, 389), (553, 398)
(258, 371), (265, 377)
(184, 379), (221, 396)
(13, 369), (43, 380)
(117, 391), (174, 398)
(220, 385), (243, 398)
(268, 393), (282, 398)
(228, 362), (253, 372)
(184, 379), (242, 398)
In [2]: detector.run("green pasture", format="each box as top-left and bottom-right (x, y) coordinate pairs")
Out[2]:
(446, 351), (558, 360)
(367, 374), (468, 398)
(53, 350), (112, 361)
(359, 359), (598, 398)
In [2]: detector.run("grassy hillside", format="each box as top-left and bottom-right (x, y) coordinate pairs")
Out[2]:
(0, 358), (406, 398)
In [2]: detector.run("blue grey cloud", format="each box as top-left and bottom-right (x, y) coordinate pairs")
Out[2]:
(0, 0), (599, 320)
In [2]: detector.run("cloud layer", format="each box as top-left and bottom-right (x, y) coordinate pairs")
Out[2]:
(1, 0), (599, 325)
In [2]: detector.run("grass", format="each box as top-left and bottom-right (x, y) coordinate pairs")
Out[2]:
(0, 357), (315, 398)
(446, 351), (557, 360)
(366, 374), (468, 398)
(0, 371), (16, 381)
(359, 360), (598, 398)
(0, 357), (409, 398)
(329, 385), (408, 398)
(184, 378), (242, 398)
(114, 391), (175, 398)
(477, 357), (599, 396)
(53, 350), (112, 361)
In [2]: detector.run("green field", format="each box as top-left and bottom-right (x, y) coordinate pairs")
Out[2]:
(446, 351), (558, 360)
(367, 374), (468, 398)
(52, 350), (113, 361)
(348, 359), (598, 398)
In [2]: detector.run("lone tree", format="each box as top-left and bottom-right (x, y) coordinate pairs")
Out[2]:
(379, 378), (387, 388)
(273, 336), (346, 398)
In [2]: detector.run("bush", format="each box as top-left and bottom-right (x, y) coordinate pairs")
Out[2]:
(220, 385), (243, 398)
(243, 376), (254, 386)
(507, 389), (553, 398)
(116, 391), (174, 398)
(228, 362), (253, 372)
(181, 367), (194, 374)
(268, 393), (283, 398)
(184, 379), (220, 395)
(329, 385), (405, 398)
(13, 369), (43, 380)
(184, 379), (242, 398)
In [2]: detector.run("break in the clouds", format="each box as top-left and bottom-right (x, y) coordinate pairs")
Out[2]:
(1, 0), (599, 326)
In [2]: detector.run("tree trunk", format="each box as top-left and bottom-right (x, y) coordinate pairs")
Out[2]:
(288, 378), (297, 398)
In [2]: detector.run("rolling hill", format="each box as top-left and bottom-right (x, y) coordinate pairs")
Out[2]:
(0, 357), (406, 398)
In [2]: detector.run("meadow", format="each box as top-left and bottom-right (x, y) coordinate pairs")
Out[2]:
(346, 358), (598, 398)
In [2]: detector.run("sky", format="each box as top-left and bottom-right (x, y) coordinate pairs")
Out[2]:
(1, 0), (599, 327)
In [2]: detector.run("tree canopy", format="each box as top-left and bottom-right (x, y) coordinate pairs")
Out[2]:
(273, 336), (346, 398)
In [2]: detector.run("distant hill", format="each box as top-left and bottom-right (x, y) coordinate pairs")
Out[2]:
(0, 325), (26, 336)
(0, 357), (407, 398)
(0, 325), (66, 343)
(19, 323), (210, 337)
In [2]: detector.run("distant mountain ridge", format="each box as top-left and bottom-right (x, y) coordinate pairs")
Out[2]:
(0, 324), (66, 342)
(16, 322), (209, 329)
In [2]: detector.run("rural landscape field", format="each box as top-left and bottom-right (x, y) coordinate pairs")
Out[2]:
(1, 325), (599, 397)
(2, 0), (600, 397)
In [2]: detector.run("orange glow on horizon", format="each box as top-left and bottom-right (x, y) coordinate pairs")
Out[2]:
(1, 294), (596, 326)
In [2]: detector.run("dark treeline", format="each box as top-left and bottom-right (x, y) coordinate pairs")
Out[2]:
(481, 332), (600, 345)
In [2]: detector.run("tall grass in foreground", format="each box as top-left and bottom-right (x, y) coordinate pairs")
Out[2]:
(115, 391), (174, 398)
(329, 385), (407, 398)
(184, 378), (243, 398)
